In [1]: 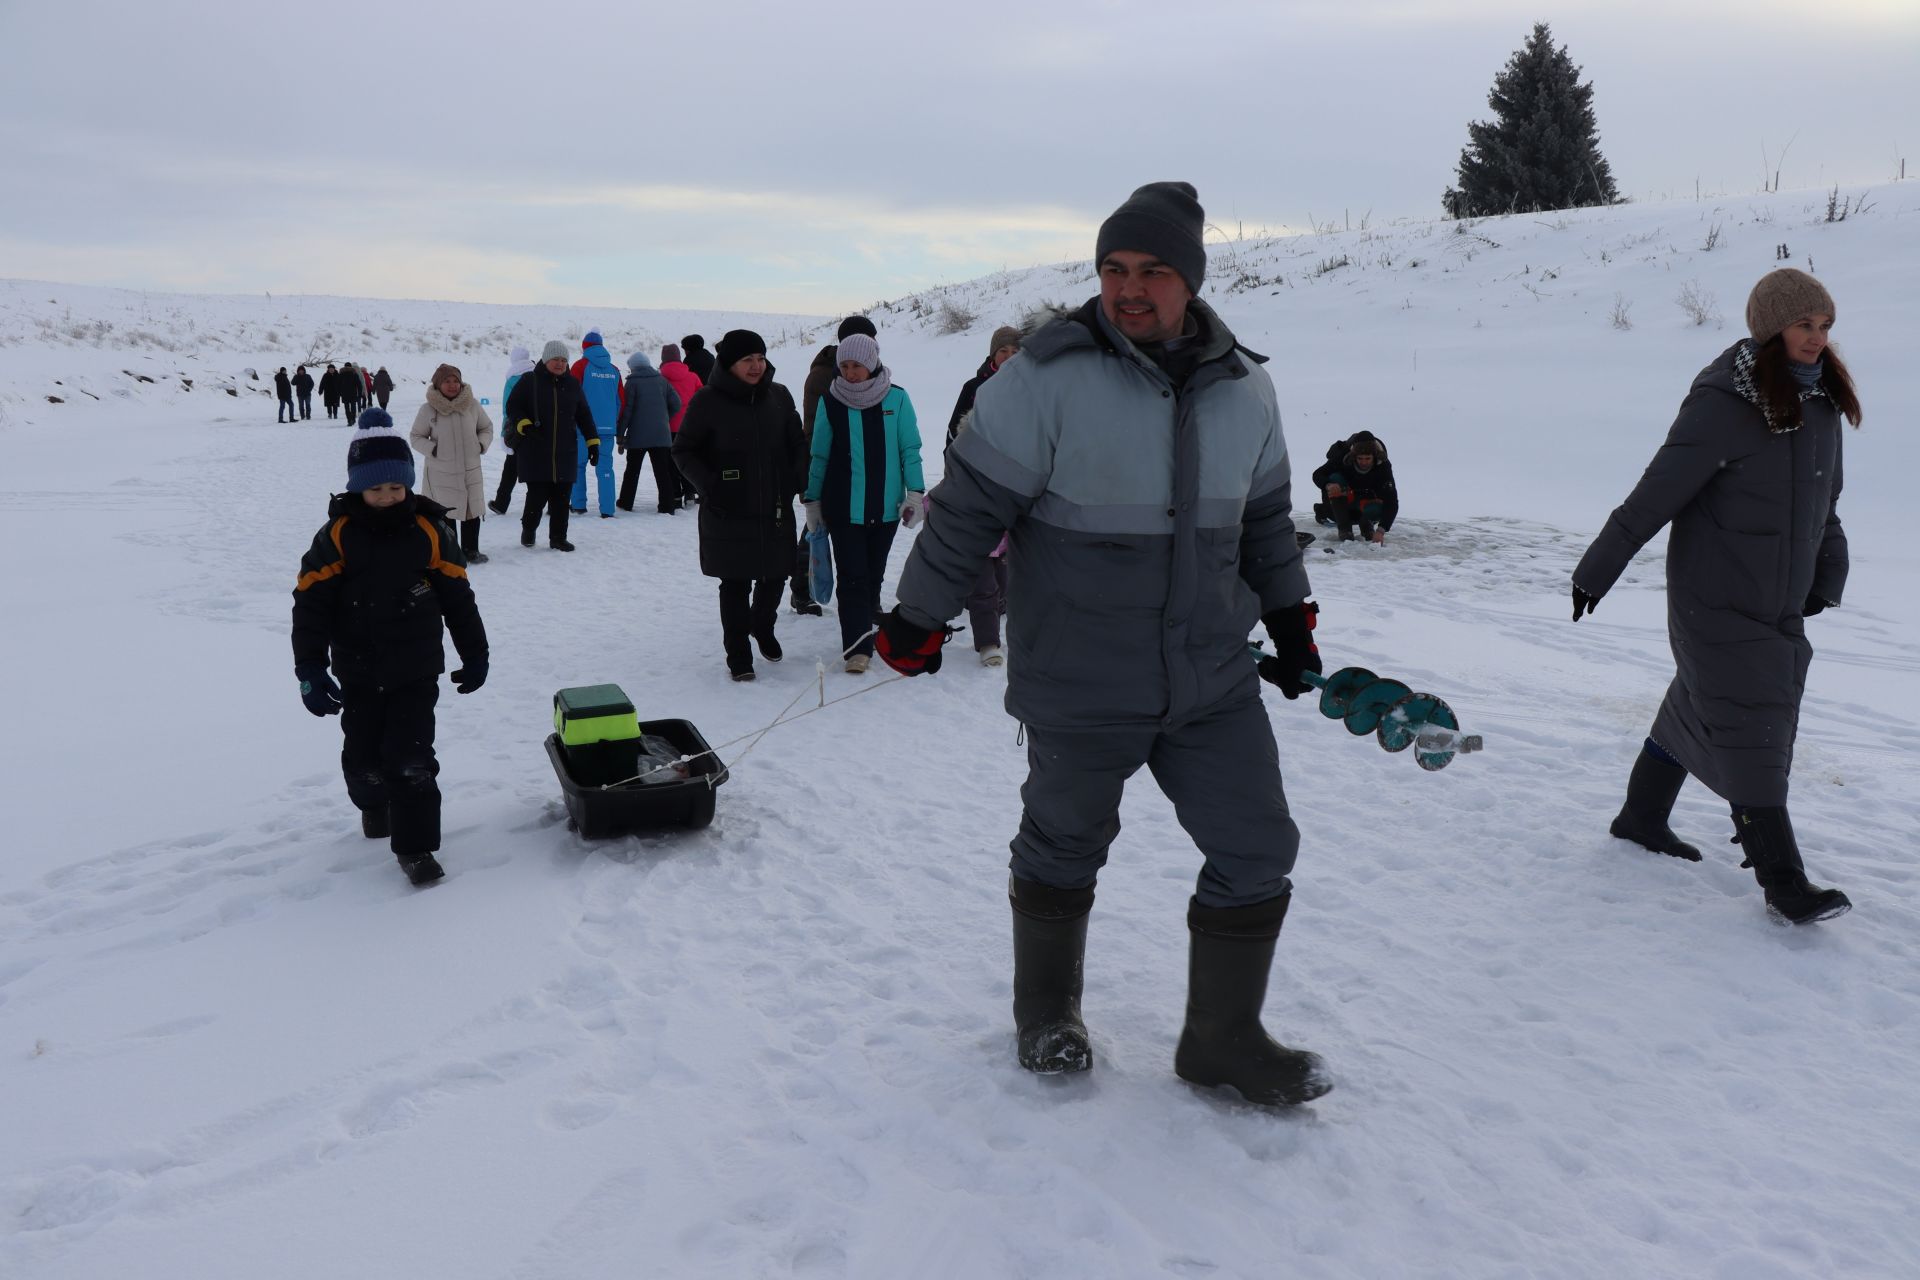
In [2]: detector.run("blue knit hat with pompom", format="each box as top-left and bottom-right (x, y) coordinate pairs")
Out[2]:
(346, 408), (414, 491)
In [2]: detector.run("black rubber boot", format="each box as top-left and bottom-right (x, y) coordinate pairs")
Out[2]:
(398, 853), (445, 887)
(1609, 748), (1702, 861)
(361, 806), (390, 839)
(1733, 806), (1850, 925)
(1010, 875), (1094, 1074)
(1175, 894), (1332, 1106)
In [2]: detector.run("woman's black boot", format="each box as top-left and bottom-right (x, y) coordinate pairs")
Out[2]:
(1734, 806), (1851, 925)
(1175, 893), (1331, 1106)
(1009, 875), (1094, 1074)
(1609, 747), (1702, 860)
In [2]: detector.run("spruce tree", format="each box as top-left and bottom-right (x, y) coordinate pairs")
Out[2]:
(1444, 23), (1619, 218)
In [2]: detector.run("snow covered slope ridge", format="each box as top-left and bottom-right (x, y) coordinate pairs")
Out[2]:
(2, 181), (1918, 1280)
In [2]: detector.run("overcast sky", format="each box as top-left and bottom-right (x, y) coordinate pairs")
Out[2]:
(2, 0), (1914, 315)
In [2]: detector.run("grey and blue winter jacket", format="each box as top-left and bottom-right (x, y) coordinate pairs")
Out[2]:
(896, 297), (1309, 730)
(806, 384), (926, 526)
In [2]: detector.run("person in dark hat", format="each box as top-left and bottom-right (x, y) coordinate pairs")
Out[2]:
(504, 341), (600, 551)
(1310, 430), (1399, 543)
(290, 407), (489, 887)
(679, 333), (716, 385)
(1573, 267), (1862, 927)
(671, 329), (809, 682)
(872, 182), (1332, 1107)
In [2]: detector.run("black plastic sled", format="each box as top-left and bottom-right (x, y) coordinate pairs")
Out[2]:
(546, 719), (728, 838)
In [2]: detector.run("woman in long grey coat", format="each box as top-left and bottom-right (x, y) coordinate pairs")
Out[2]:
(1572, 269), (1862, 925)
(410, 363), (497, 562)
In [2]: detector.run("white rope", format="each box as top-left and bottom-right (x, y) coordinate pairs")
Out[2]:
(594, 626), (900, 789)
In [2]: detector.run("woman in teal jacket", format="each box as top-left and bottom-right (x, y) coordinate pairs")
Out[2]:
(804, 333), (925, 672)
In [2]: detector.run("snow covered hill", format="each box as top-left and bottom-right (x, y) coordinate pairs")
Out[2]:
(3, 182), (1918, 1280)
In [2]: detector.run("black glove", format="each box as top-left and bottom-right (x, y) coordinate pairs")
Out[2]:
(1257, 601), (1321, 700)
(451, 661), (487, 694)
(875, 608), (950, 676)
(1571, 586), (1600, 621)
(1802, 594), (1830, 617)
(587, 443), (600, 467)
(297, 666), (343, 717)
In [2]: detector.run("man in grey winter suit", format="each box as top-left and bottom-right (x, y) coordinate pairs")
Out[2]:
(876, 182), (1331, 1106)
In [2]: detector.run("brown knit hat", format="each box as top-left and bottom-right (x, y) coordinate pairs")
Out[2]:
(1745, 269), (1836, 344)
(431, 363), (463, 387)
(988, 325), (1022, 355)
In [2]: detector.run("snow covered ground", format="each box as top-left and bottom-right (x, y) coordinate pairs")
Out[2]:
(3, 182), (1917, 1279)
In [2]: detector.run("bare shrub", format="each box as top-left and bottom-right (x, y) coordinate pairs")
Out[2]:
(1824, 186), (1874, 222)
(1675, 280), (1720, 327)
(936, 299), (976, 335)
(1610, 293), (1634, 330)
(1311, 255), (1351, 277)
(1701, 223), (1722, 252)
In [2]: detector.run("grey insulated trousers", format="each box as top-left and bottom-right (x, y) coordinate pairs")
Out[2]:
(1010, 695), (1299, 908)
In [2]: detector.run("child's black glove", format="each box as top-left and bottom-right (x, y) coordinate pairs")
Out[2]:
(297, 666), (343, 717)
(452, 662), (487, 694)
(1257, 601), (1321, 700)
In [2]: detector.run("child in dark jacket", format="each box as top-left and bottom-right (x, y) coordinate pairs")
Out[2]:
(1311, 431), (1400, 543)
(291, 409), (489, 886)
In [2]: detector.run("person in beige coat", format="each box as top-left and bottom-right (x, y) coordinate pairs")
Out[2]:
(410, 363), (497, 562)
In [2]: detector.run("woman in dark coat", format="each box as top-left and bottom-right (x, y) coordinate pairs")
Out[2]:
(614, 351), (684, 514)
(1572, 268), (1861, 926)
(504, 341), (600, 551)
(320, 364), (342, 419)
(672, 330), (808, 681)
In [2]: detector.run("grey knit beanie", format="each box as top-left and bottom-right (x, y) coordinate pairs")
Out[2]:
(1746, 269), (1836, 344)
(836, 333), (880, 373)
(1095, 181), (1206, 294)
(541, 339), (569, 363)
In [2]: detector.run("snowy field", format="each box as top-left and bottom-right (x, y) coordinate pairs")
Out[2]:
(3, 182), (1918, 1279)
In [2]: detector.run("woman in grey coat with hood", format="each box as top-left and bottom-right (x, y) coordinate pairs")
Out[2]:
(1572, 268), (1862, 926)
(615, 351), (684, 513)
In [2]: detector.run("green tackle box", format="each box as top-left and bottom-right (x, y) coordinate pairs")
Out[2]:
(554, 684), (641, 747)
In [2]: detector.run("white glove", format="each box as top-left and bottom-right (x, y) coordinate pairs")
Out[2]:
(898, 490), (926, 529)
(804, 501), (824, 533)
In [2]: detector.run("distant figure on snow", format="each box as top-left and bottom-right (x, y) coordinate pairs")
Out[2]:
(274, 367), (295, 422)
(373, 366), (394, 409)
(658, 343), (703, 508)
(409, 362), (496, 563)
(569, 331), (625, 517)
(320, 363), (342, 420)
(292, 364), (315, 420)
(1572, 268), (1861, 927)
(614, 350), (684, 514)
(489, 344), (534, 515)
(679, 333), (716, 385)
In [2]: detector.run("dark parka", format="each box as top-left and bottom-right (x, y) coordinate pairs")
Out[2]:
(274, 369), (293, 401)
(897, 298), (1308, 731)
(372, 368), (395, 400)
(291, 493), (488, 689)
(672, 364), (807, 581)
(681, 337), (716, 385)
(320, 368), (341, 408)
(615, 357), (682, 451)
(1310, 436), (1399, 530)
(801, 344), (838, 441)
(946, 354), (998, 448)
(293, 367), (315, 398)
(503, 362), (599, 484)
(1573, 340), (1849, 808)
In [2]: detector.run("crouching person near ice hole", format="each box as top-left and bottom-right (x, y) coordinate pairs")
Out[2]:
(410, 363), (495, 562)
(1572, 268), (1860, 926)
(804, 332), (926, 674)
(291, 410), (489, 887)
(874, 182), (1331, 1105)
(672, 329), (808, 682)
(1310, 431), (1397, 543)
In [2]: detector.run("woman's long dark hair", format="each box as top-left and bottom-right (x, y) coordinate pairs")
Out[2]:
(1754, 336), (1863, 428)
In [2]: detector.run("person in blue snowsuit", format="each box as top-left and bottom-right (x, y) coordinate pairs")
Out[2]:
(570, 330), (626, 516)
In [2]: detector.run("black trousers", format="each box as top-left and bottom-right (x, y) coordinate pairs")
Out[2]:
(790, 531), (814, 606)
(324, 399), (340, 419)
(494, 453), (519, 507)
(521, 481), (571, 544)
(619, 446), (680, 512)
(827, 520), (898, 658)
(459, 517), (480, 557)
(341, 677), (441, 856)
(718, 578), (783, 674)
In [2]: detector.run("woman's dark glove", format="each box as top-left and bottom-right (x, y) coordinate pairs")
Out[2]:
(1571, 586), (1601, 620)
(451, 662), (487, 694)
(1257, 601), (1321, 700)
(1802, 594), (1830, 617)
